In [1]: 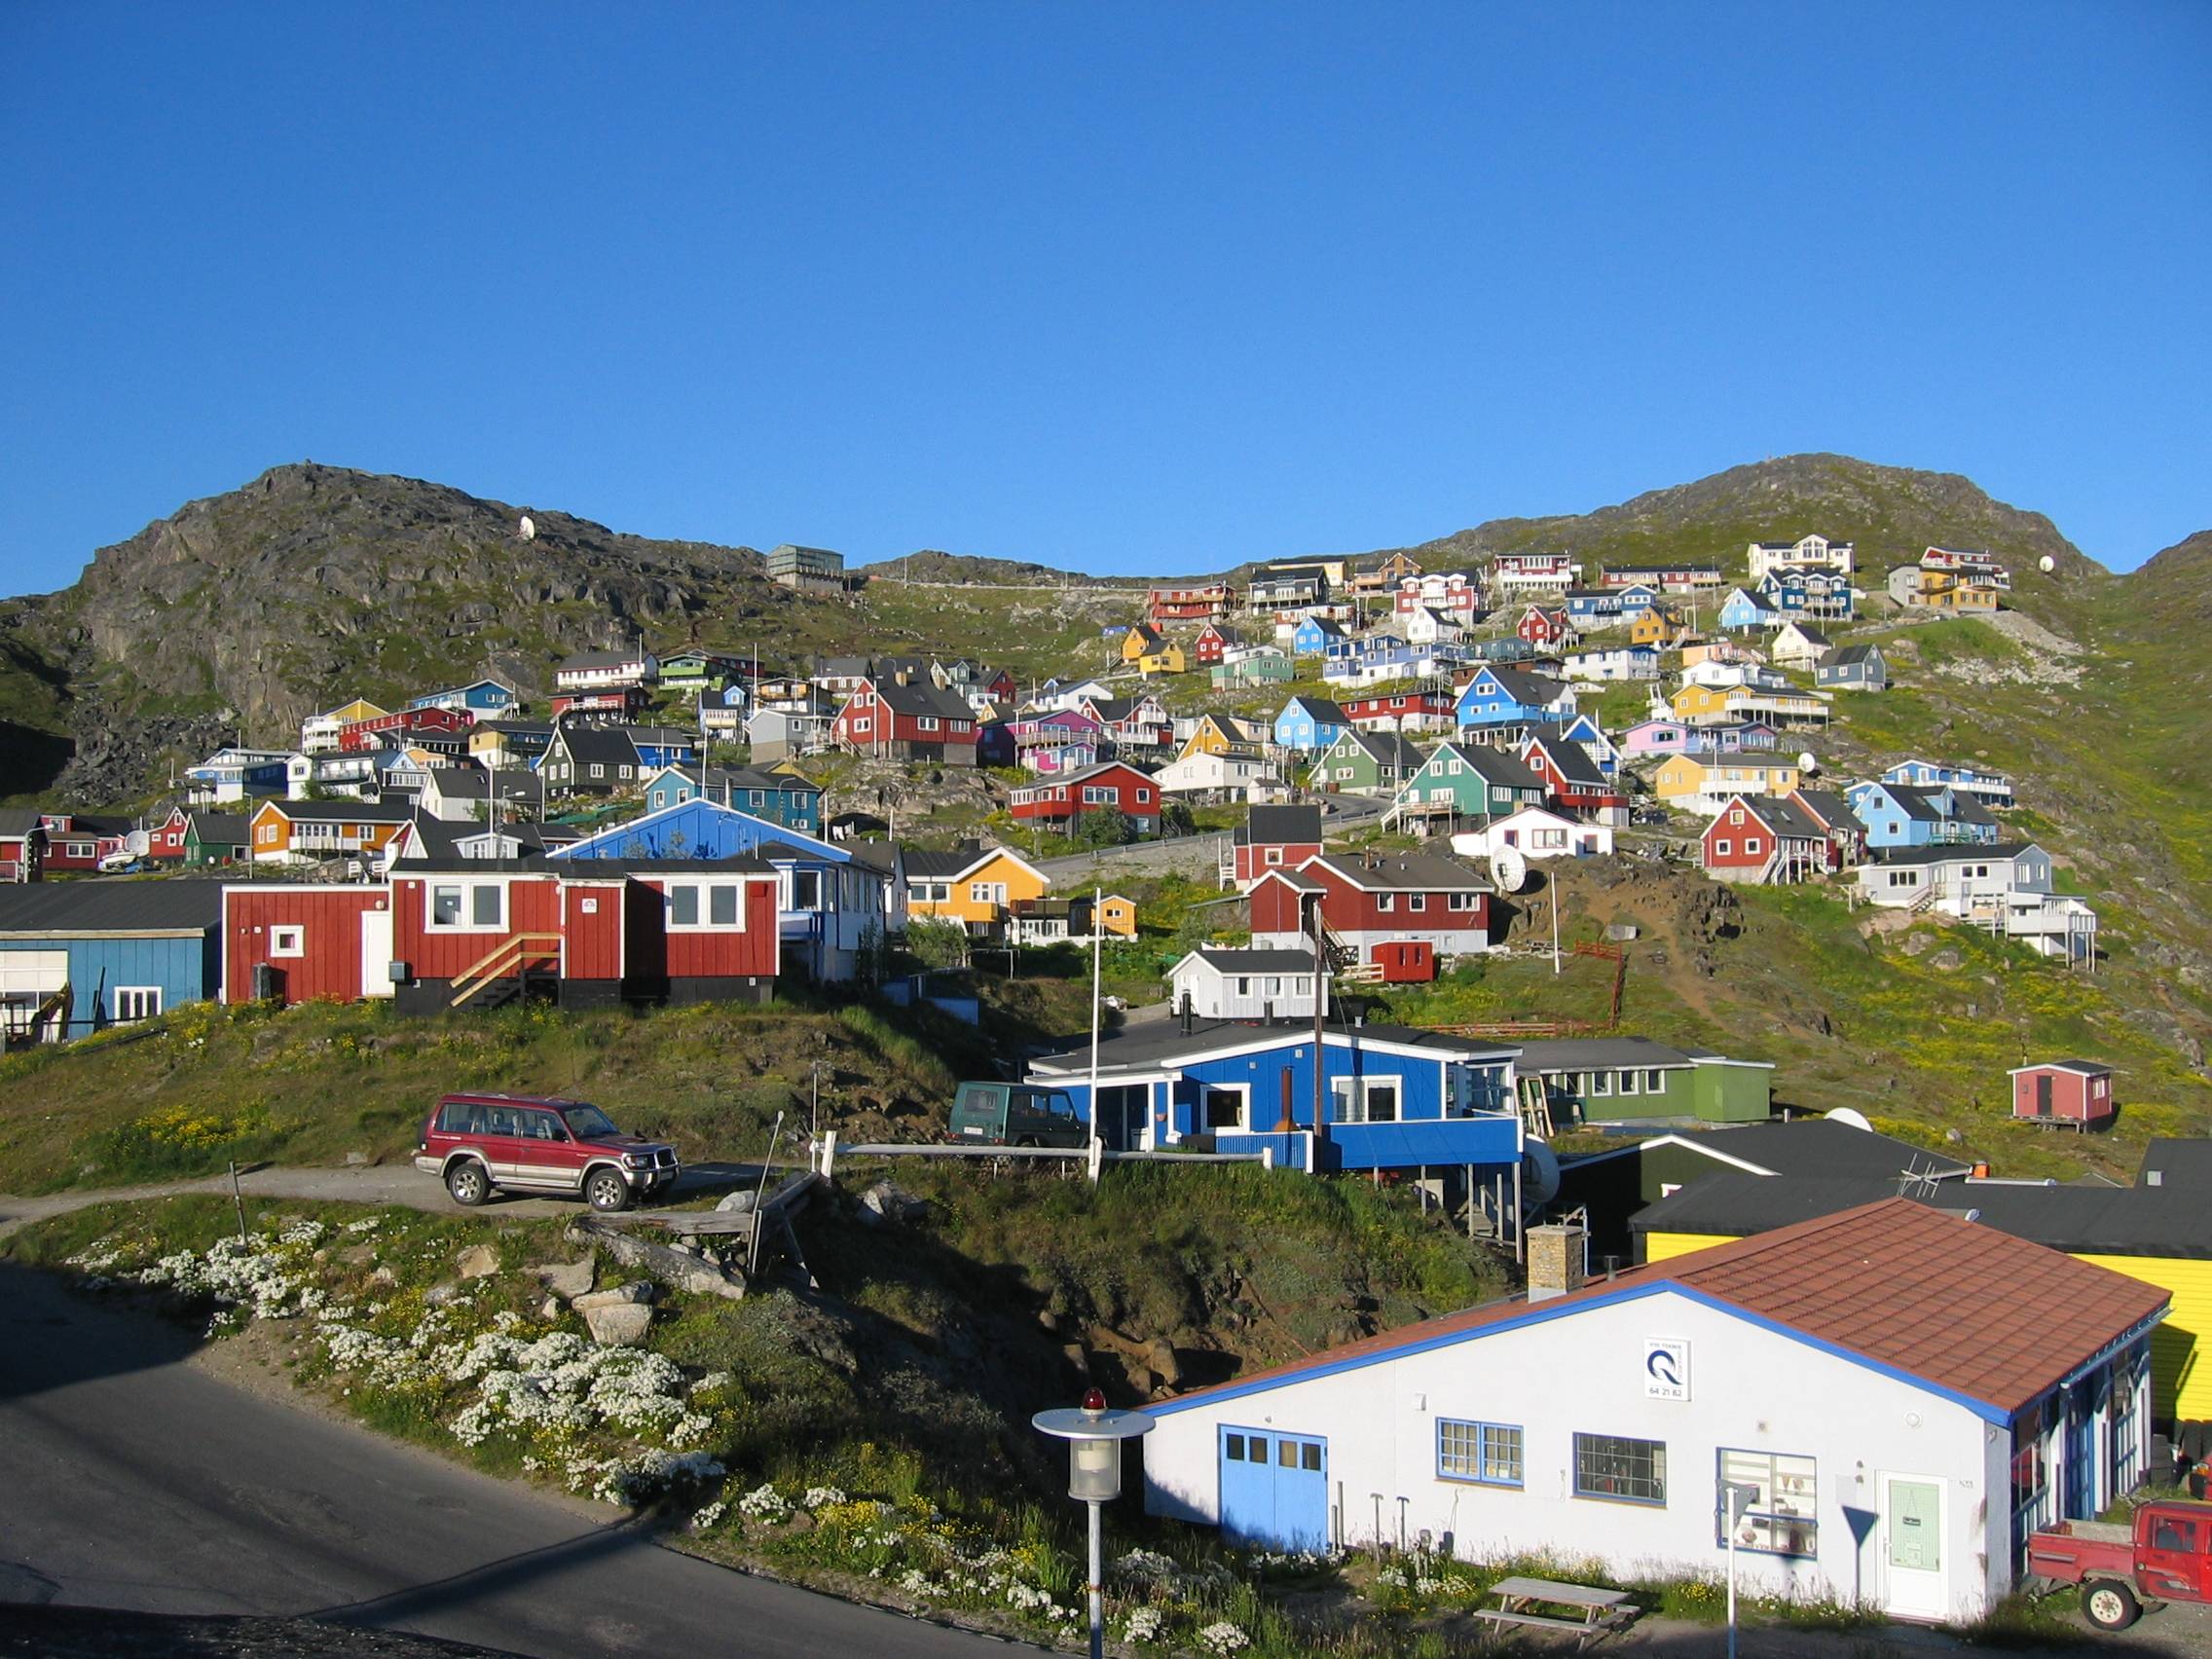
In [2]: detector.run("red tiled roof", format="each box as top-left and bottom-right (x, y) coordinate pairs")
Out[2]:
(1161, 1199), (2166, 1418)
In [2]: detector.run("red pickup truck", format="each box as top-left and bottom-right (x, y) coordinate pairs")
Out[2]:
(2026, 1500), (2212, 1630)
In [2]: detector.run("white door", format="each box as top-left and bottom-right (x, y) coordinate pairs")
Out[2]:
(359, 908), (394, 999)
(1881, 1474), (1948, 1621)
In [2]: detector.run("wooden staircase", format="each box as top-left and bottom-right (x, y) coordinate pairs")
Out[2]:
(449, 933), (563, 1010)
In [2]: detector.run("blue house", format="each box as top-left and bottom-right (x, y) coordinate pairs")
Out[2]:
(1717, 587), (1778, 632)
(1612, 581), (1663, 615)
(0, 882), (220, 1040)
(1026, 1015), (1523, 1175)
(550, 797), (881, 980)
(1564, 589), (1623, 628)
(1272, 695), (1350, 755)
(1844, 781), (2002, 849)
(1454, 665), (1576, 731)
(1880, 758), (2015, 809)
(644, 764), (823, 833)
(1290, 615), (1346, 655)
(622, 725), (701, 772)
(407, 679), (522, 716)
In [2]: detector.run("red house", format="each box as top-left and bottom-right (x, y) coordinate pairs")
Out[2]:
(148, 806), (191, 862)
(1193, 622), (1240, 667)
(1519, 734), (1628, 825)
(1247, 852), (1493, 979)
(830, 679), (980, 765)
(1700, 794), (1828, 884)
(1517, 605), (1572, 647)
(1148, 584), (1236, 624)
(222, 859), (780, 1013)
(1009, 762), (1161, 836)
(35, 813), (133, 872)
(2009, 1061), (2116, 1129)
(338, 706), (473, 754)
(1786, 788), (1863, 870)
(550, 687), (651, 719)
(1229, 803), (1323, 890)
(1341, 688), (1456, 732)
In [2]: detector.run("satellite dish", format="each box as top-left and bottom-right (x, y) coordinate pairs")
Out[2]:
(1796, 752), (1817, 773)
(518, 514), (537, 541)
(1522, 1140), (1563, 1206)
(1491, 846), (1530, 894)
(2038, 555), (2055, 573)
(1827, 1107), (1873, 1132)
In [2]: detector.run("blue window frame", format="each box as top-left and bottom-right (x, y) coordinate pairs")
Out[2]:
(1573, 1432), (1666, 1505)
(1438, 1419), (1523, 1487)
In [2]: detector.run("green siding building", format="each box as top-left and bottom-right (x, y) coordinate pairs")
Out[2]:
(1393, 741), (1549, 820)
(1516, 1036), (1773, 1127)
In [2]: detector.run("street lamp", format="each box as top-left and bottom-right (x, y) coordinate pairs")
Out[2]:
(1722, 1480), (1758, 1659)
(1033, 1388), (1156, 1659)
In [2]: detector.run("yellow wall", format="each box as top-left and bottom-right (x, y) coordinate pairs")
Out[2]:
(908, 851), (1050, 928)
(1643, 1230), (2207, 1421)
(1121, 631), (1157, 663)
(1139, 646), (1187, 675)
(1097, 896), (1138, 938)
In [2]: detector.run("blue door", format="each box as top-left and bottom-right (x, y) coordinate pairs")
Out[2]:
(2063, 1381), (2098, 1519)
(1219, 1425), (1328, 1551)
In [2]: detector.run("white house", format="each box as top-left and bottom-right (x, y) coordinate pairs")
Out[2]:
(1153, 749), (1278, 801)
(1167, 946), (1323, 1021)
(1401, 607), (1466, 647)
(1558, 645), (1659, 683)
(1140, 1201), (2164, 1624)
(1748, 534), (1855, 583)
(1450, 805), (1615, 861)
(1770, 621), (1832, 669)
(1856, 842), (2095, 961)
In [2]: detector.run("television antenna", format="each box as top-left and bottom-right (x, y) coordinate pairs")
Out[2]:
(1490, 846), (1530, 895)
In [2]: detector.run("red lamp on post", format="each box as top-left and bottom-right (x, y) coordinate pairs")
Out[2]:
(1034, 1388), (1156, 1659)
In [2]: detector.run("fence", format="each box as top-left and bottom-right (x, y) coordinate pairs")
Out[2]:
(815, 1131), (1269, 1183)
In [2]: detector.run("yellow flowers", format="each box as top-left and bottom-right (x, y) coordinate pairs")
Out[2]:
(129, 1104), (269, 1149)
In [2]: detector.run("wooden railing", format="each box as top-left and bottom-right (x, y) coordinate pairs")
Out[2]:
(449, 933), (563, 1008)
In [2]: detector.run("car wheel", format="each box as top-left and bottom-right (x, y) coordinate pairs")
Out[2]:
(445, 1161), (490, 1207)
(2083, 1580), (2139, 1632)
(585, 1168), (633, 1212)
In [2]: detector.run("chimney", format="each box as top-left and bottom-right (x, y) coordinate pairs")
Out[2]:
(1180, 992), (1194, 1036)
(1526, 1223), (1588, 1303)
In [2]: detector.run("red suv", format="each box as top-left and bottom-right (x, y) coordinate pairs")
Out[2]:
(414, 1092), (680, 1212)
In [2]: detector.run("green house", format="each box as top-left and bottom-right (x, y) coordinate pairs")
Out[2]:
(1392, 740), (1549, 821)
(1515, 1036), (1773, 1127)
(1315, 729), (1428, 796)
(1211, 653), (1294, 688)
(183, 811), (251, 867)
(658, 651), (740, 692)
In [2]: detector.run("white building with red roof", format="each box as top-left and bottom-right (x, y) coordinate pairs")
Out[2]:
(1139, 1199), (2165, 1623)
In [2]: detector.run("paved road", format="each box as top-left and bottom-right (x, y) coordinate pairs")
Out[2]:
(0, 1264), (1013, 1658)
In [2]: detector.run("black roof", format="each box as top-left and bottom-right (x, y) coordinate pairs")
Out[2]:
(1567, 1118), (1963, 1181)
(0, 881), (223, 933)
(1632, 1170), (2212, 1260)
(870, 681), (977, 721)
(2138, 1138), (2212, 1189)
(396, 855), (775, 876)
(270, 799), (418, 823)
(1235, 804), (1323, 848)
(1869, 840), (2038, 868)
(1178, 946), (1322, 974)
(552, 726), (642, 767)
(187, 811), (252, 843)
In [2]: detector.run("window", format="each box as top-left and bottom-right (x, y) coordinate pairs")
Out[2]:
(1714, 839), (1731, 857)
(1574, 1434), (1666, 1504)
(1265, 848), (1284, 866)
(711, 885), (740, 927)
(271, 925), (305, 958)
(669, 884), (700, 925)
(1407, 894), (1427, 912)
(432, 885), (463, 925)
(1718, 1451), (1817, 1556)
(1619, 1070), (1640, 1095)
(1376, 893), (1395, 912)
(853, 717), (871, 733)
(1135, 788), (1152, 804)
(113, 986), (162, 1021)
(1644, 1068), (1665, 1092)
(917, 717), (940, 732)
(790, 870), (822, 909)
(1201, 1085), (1247, 1130)
(1591, 1070), (1611, 1096)
(1331, 1077), (1399, 1124)
(1448, 892), (1477, 911)
(1439, 1420), (1523, 1487)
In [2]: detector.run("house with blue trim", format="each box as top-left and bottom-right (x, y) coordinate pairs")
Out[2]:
(644, 764), (823, 832)
(1454, 666), (1576, 732)
(0, 882), (221, 1041)
(406, 680), (522, 716)
(1881, 758), (2015, 808)
(1844, 780), (2001, 849)
(1290, 615), (1346, 655)
(549, 797), (883, 980)
(1272, 696), (1350, 756)
(1025, 1014), (1521, 1175)
(1563, 589), (1623, 629)
(1135, 1198), (2165, 1621)
(1717, 587), (1778, 632)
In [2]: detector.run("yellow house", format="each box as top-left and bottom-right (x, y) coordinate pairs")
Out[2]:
(1651, 754), (1802, 810)
(1637, 1180), (2212, 1422)
(1628, 607), (1679, 646)
(1178, 714), (1266, 761)
(1096, 894), (1139, 939)
(1137, 644), (1188, 677)
(1121, 623), (1165, 665)
(325, 698), (387, 724)
(903, 843), (1050, 931)
(1671, 682), (1828, 729)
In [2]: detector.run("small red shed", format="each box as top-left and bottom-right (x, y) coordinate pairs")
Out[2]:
(2009, 1060), (2115, 1129)
(1368, 940), (1435, 983)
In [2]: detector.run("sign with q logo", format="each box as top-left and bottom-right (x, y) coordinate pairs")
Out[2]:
(1643, 1338), (1691, 1401)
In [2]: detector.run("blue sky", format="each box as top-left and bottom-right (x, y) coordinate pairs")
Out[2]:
(2, 2), (2205, 591)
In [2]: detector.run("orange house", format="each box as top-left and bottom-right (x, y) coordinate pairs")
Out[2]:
(249, 799), (416, 866)
(1096, 894), (1139, 938)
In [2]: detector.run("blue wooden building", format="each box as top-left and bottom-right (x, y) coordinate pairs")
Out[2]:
(1844, 780), (2002, 850)
(0, 882), (221, 1041)
(643, 763), (824, 833)
(1025, 1014), (1522, 1177)
(1454, 665), (1575, 731)
(1272, 695), (1351, 755)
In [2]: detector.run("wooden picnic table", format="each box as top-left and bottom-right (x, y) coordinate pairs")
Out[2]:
(1470, 1576), (1636, 1647)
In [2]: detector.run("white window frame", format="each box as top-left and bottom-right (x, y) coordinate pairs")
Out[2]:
(1331, 1076), (1401, 1124)
(271, 925), (305, 958)
(426, 880), (506, 932)
(113, 986), (163, 1021)
(1200, 1081), (1251, 1131)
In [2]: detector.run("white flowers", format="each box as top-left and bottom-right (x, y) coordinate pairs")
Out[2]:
(1121, 1606), (1164, 1643)
(803, 1484), (848, 1510)
(739, 1482), (793, 1524)
(1198, 1621), (1250, 1655)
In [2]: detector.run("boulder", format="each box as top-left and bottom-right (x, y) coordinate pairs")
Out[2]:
(715, 1190), (758, 1214)
(537, 1297), (563, 1322)
(1145, 1338), (1182, 1390)
(582, 1302), (653, 1346)
(1929, 947), (1964, 972)
(573, 1281), (655, 1311)
(859, 1181), (930, 1227)
(456, 1244), (500, 1279)
(337, 1243), (377, 1267)
(532, 1257), (595, 1300)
